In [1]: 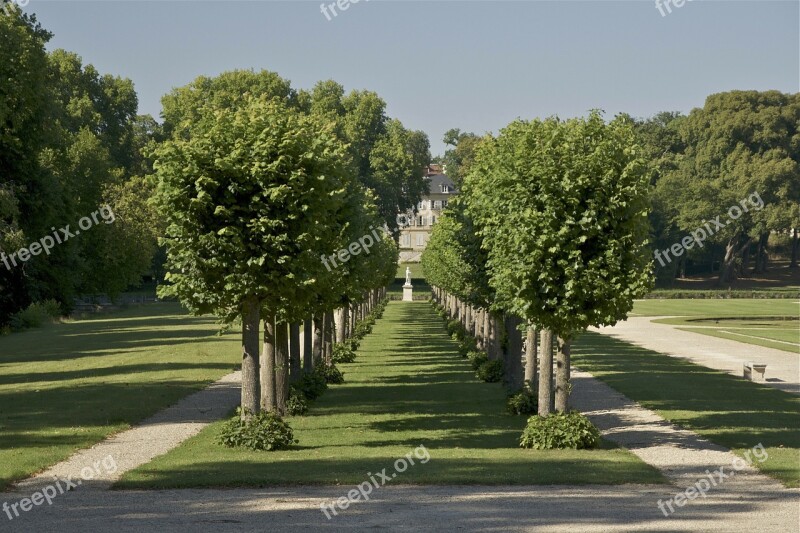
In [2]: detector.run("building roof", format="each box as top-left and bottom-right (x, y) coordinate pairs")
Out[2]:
(426, 173), (458, 194)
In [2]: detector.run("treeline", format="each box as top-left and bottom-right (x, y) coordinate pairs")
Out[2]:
(152, 69), (431, 423)
(423, 112), (650, 447)
(0, 7), (161, 326)
(440, 91), (800, 284)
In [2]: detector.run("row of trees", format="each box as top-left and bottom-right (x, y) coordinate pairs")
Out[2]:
(153, 73), (430, 418)
(423, 111), (652, 415)
(438, 91), (800, 284)
(0, 6), (161, 325)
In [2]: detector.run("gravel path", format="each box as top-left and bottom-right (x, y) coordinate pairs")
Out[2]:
(591, 316), (800, 394)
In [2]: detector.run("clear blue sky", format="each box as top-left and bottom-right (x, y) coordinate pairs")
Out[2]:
(27, 0), (800, 156)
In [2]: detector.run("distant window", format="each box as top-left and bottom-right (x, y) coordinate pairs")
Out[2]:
(441, 185), (450, 193)
(434, 200), (442, 209)
(442, 199), (448, 207)
(431, 216), (436, 225)
(418, 201), (426, 210)
(416, 233), (424, 246)
(402, 234), (410, 246)
(418, 216), (424, 226)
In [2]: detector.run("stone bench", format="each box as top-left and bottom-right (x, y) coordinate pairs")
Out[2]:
(743, 362), (767, 382)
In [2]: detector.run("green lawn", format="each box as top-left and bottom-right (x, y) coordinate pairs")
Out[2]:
(116, 301), (664, 488)
(572, 332), (800, 487)
(0, 303), (240, 490)
(651, 316), (800, 353)
(631, 298), (800, 317)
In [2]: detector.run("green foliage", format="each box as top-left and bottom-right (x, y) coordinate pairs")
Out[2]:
(9, 300), (62, 331)
(286, 389), (309, 416)
(296, 371), (328, 401)
(464, 111), (653, 336)
(519, 411), (601, 450)
(317, 364), (345, 385)
(218, 409), (297, 451)
(476, 359), (504, 383)
(446, 319), (464, 338)
(467, 350), (489, 371)
(457, 335), (477, 357)
(332, 343), (357, 364)
(506, 387), (538, 415)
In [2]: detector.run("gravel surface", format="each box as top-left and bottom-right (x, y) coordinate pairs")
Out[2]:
(591, 316), (800, 394)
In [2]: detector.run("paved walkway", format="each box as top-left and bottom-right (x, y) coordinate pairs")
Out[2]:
(592, 317), (800, 394)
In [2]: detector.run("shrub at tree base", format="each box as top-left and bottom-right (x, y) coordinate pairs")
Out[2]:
(467, 350), (489, 371)
(297, 371), (328, 400)
(286, 389), (309, 416)
(219, 409), (297, 451)
(457, 336), (477, 357)
(9, 300), (62, 331)
(332, 343), (357, 364)
(318, 364), (345, 384)
(476, 359), (504, 382)
(506, 387), (538, 415)
(519, 411), (601, 450)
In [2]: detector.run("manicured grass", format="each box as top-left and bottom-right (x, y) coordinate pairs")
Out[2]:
(0, 303), (239, 490)
(572, 332), (800, 487)
(116, 301), (664, 488)
(650, 316), (799, 353)
(631, 298), (800, 317)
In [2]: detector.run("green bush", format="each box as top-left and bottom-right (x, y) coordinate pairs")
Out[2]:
(519, 411), (601, 450)
(297, 370), (328, 400)
(457, 336), (477, 357)
(446, 320), (464, 338)
(332, 343), (357, 364)
(9, 300), (62, 331)
(506, 387), (538, 415)
(476, 359), (504, 382)
(218, 409), (297, 451)
(318, 364), (344, 384)
(286, 389), (309, 416)
(467, 350), (489, 370)
(345, 337), (361, 352)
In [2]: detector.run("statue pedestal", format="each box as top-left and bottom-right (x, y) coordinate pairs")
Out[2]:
(402, 283), (413, 302)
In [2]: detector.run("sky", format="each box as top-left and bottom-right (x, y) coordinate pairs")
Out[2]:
(24, 0), (800, 156)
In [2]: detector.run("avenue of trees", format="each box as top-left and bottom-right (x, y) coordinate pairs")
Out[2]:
(423, 111), (652, 421)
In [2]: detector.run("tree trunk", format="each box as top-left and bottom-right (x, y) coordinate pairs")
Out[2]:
(303, 317), (313, 373)
(487, 312), (499, 360)
(323, 311), (334, 365)
(719, 237), (751, 284)
(289, 322), (301, 383)
(465, 305), (473, 337)
(261, 315), (277, 413)
(503, 313), (523, 390)
(538, 329), (554, 416)
(312, 314), (324, 368)
(342, 304), (349, 340)
(790, 227), (799, 268)
(524, 324), (537, 388)
(335, 307), (346, 343)
(754, 232), (769, 274)
(555, 336), (571, 413)
(241, 298), (261, 419)
(274, 321), (289, 415)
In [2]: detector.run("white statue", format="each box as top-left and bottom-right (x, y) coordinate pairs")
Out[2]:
(405, 267), (412, 285)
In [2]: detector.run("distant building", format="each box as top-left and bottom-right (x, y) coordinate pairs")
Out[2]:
(398, 170), (459, 262)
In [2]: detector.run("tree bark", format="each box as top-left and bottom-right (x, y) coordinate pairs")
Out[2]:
(261, 315), (277, 413)
(754, 232), (769, 274)
(465, 305), (473, 337)
(555, 336), (571, 413)
(289, 322), (301, 383)
(312, 314), (324, 368)
(538, 329), (554, 416)
(503, 313), (523, 390)
(335, 307), (346, 343)
(524, 324), (537, 388)
(274, 321), (289, 415)
(487, 312), (499, 360)
(719, 237), (752, 284)
(240, 297), (261, 419)
(323, 311), (334, 365)
(303, 317), (313, 373)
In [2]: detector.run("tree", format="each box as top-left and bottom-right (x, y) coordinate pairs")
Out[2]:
(153, 95), (353, 418)
(441, 128), (482, 186)
(464, 111), (652, 414)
